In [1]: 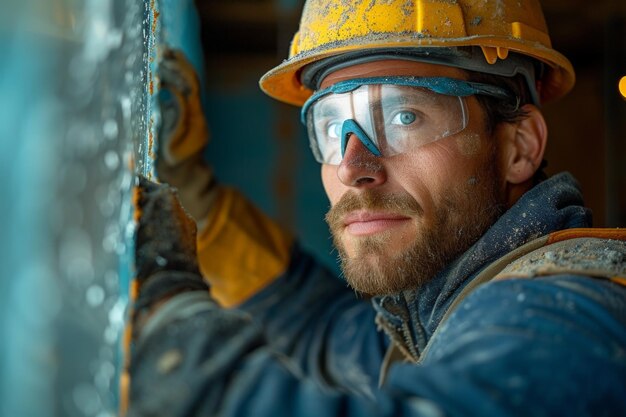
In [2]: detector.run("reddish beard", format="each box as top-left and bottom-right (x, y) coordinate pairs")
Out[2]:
(325, 171), (505, 296)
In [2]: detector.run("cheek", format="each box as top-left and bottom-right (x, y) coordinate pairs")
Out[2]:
(433, 131), (492, 182)
(321, 164), (340, 204)
(390, 151), (444, 215)
(400, 137), (489, 206)
(455, 132), (483, 156)
(404, 141), (459, 183)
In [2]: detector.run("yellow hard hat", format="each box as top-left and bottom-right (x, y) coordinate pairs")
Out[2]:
(260, 0), (575, 106)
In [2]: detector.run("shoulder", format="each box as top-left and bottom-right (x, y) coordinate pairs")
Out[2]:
(425, 274), (626, 371)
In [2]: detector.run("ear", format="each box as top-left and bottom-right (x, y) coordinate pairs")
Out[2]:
(501, 104), (547, 184)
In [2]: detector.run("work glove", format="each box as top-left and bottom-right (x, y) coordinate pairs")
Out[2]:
(156, 48), (217, 227)
(155, 49), (293, 309)
(127, 177), (266, 417)
(122, 176), (213, 413)
(132, 175), (210, 329)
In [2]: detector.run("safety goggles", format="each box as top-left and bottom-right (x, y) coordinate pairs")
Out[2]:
(301, 76), (514, 165)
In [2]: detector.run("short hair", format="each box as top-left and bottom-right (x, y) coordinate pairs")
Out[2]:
(467, 70), (548, 184)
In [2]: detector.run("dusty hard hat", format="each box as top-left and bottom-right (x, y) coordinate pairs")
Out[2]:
(260, 0), (575, 106)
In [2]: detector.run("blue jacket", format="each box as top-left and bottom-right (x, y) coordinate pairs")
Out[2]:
(129, 173), (626, 417)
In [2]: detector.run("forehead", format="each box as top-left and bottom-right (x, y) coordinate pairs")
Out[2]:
(319, 59), (468, 89)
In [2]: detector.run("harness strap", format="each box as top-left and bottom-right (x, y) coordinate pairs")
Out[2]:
(494, 237), (625, 281)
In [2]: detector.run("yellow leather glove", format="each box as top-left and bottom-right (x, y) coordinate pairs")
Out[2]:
(157, 48), (216, 226)
(197, 187), (293, 308)
(156, 49), (293, 308)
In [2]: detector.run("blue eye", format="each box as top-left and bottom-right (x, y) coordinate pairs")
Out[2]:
(391, 111), (416, 125)
(326, 122), (342, 139)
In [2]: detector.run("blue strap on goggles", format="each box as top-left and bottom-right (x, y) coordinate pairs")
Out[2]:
(301, 76), (515, 124)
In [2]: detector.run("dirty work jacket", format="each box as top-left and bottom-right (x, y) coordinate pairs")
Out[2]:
(129, 172), (626, 417)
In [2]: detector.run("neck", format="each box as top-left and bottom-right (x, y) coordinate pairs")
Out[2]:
(505, 179), (533, 208)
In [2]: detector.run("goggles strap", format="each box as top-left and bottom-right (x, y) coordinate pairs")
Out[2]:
(341, 119), (382, 158)
(301, 47), (539, 104)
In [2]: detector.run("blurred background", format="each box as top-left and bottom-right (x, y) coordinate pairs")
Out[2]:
(0, 0), (624, 416)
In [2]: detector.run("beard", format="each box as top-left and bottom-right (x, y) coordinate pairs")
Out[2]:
(325, 159), (506, 296)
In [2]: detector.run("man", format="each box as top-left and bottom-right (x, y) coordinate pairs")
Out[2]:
(128, 1), (626, 416)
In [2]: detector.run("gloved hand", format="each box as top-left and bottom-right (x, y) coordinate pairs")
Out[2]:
(156, 48), (217, 226)
(122, 176), (213, 412)
(127, 177), (267, 417)
(155, 49), (293, 309)
(133, 176), (210, 330)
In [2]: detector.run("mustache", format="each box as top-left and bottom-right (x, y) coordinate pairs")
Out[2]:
(325, 190), (423, 231)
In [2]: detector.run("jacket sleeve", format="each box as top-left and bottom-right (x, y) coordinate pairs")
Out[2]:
(400, 274), (626, 416)
(238, 245), (387, 398)
(128, 273), (626, 417)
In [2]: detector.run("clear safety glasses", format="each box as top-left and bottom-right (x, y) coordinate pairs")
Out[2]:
(301, 76), (513, 165)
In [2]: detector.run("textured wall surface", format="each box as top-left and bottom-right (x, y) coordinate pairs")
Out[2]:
(0, 0), (156, 415)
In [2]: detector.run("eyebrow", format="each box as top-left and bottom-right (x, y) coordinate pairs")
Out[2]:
(317, 105), (341, 119)
(383, 87), (439, 103)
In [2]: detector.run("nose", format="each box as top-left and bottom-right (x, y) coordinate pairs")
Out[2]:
(337, 133), (387, 187)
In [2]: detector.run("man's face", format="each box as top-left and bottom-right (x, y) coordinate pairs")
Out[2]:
(320, 60), (508, 295)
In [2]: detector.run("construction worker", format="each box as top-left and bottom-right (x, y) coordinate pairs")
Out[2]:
(128, 1), (626, 416)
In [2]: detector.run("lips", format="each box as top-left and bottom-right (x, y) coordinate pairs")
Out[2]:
(343, 210), (412, 236)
